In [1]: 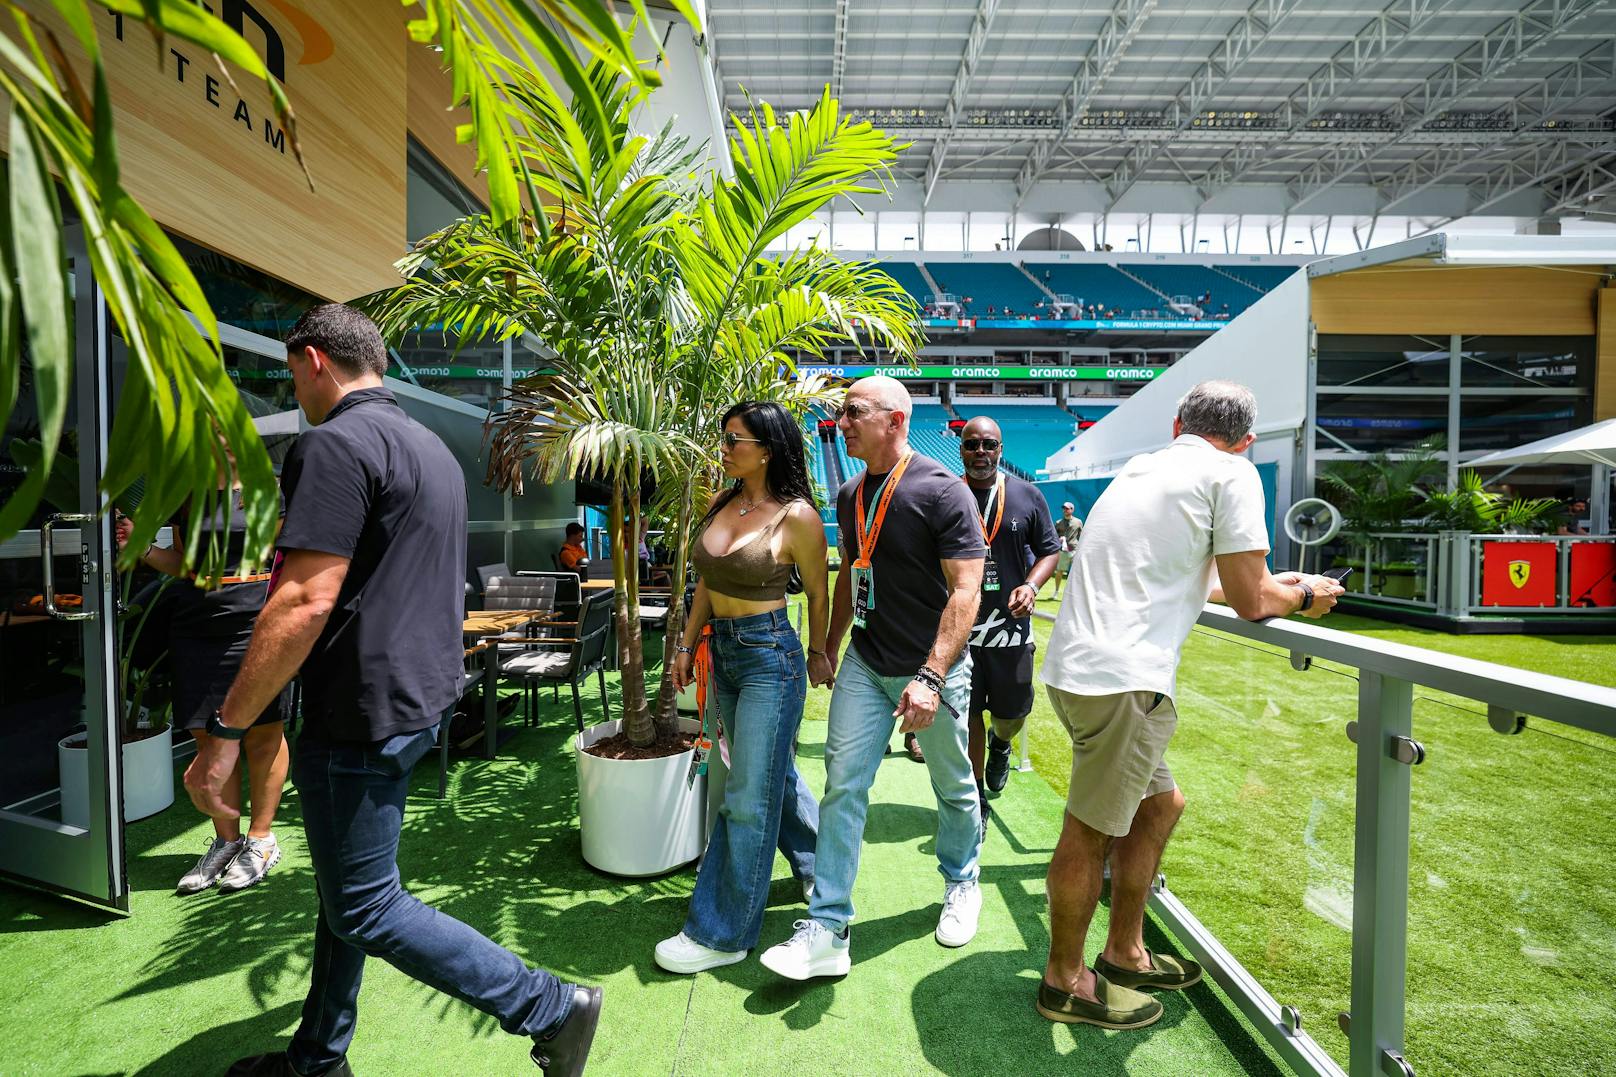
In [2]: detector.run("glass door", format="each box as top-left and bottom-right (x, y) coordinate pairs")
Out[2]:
(0, 234), (128, 910)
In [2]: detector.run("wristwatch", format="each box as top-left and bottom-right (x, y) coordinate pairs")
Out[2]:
(205, 709), (249, 741)
(1296, 581), (1314, 612)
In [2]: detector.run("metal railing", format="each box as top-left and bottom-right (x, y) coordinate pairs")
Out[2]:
(1151, 605), (1616, 1077)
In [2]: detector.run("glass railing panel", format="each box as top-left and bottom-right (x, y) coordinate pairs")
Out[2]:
(1403, 691), (1616, 1076)
(1167, 624), (1364, 1072)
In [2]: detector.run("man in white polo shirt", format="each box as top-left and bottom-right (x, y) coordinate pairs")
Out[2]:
(1033, 380), (1344, 1031)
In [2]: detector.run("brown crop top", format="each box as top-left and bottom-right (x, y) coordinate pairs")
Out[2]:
(691, 501), (797, 601)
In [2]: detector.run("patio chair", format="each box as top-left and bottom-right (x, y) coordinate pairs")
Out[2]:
(476, 562), (513, 593)
(499, 589), (615, 734)
(516, 570), (582, 616)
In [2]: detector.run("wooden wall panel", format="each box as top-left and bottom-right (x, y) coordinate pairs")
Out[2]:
(407, 39), (488, 203)
(1598, 288), (1616, 421)
(10, 1), (406, 301)
(1310, 264), (1604, 336)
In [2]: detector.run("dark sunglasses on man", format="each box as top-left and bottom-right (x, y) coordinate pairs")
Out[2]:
(962, 438), (1000, 451)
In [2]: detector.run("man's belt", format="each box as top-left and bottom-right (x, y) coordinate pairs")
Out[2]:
(213, 573), (272, 586)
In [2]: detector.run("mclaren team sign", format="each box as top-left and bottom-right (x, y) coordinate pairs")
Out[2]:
(797, 365), (1165, 381)
(15, 1), (406, 300)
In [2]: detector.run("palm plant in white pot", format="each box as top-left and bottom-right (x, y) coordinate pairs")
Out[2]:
(368, 62), (921, 874)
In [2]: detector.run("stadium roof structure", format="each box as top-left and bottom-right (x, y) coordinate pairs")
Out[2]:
(702, 0), (1616, 224)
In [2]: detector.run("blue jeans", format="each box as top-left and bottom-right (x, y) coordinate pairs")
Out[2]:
(809, 640), (980, 935)
(288, 725), (573, 1073)
(684, 609), (818, 952)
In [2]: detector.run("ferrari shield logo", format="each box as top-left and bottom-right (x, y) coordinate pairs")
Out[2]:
(1509, 560), (1531, 588)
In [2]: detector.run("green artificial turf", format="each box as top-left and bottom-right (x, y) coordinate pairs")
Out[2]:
(1025, 594), (1616, 1077)
(0, 672), (1285, 1076)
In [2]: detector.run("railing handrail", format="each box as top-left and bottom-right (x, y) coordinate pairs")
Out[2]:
(1195, 604), (1616, 739)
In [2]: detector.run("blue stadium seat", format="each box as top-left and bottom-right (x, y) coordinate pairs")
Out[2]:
(877, 261), (931, 305)
(921, 262), (1045, 314)
(1038, 265), (1160, 316)
(1124, 265), (1250, 319)
(954, 403), (1081, 476)
(1216, 265), (1300, 293)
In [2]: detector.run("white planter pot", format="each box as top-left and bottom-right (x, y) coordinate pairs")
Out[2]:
(57, 722), (175, 830)
(575, 716), (706, 877)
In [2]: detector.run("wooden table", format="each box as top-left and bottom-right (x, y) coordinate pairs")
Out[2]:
(461, 610), (558, 760)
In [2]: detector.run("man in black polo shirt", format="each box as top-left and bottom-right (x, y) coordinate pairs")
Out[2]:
(958, 417), (1060, 834)
(759, 376), (986, 980)
(185, 305), (598, 1077)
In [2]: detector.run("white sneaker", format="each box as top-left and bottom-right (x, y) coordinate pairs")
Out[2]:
(218, 833), (281, 893)
(760, 919), (851, 980)
(176, 836), (244, 894)
(654, 932), (747, 975)
(936, 879), (982, 947)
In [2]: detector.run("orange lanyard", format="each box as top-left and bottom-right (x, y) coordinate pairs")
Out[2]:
(972, 473), (1005, 546)
(853, 452), (913, 569)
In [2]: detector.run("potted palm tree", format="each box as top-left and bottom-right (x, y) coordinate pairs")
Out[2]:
(57, 573), (177, 828)
(367, 64), (920, 874)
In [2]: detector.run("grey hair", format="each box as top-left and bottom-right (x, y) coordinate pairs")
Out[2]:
(1176, 380), (1257, 444)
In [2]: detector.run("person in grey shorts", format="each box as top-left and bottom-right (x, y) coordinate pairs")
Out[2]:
(1036, 380), (1344, 1031)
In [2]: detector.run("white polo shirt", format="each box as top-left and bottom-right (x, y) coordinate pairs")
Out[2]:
(1042, 434), (1270, 700)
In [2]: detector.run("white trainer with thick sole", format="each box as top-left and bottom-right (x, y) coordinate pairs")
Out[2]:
(759, 919), (851, 980)
(654, 932), (748, 975)
(935, 879), (982, 947)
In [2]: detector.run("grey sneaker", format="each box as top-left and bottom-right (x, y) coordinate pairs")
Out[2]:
(176, 836), (245, 894)
(218, 834), (281, 893)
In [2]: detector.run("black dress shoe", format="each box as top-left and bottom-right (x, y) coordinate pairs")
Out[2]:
(531, 985), (603, 1076)
(226, 1053), (354, 1077)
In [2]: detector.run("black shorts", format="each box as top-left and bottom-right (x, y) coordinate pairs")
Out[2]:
(968, 643), (1035, 721)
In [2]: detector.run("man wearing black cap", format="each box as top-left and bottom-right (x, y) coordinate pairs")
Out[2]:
(959, 417), (1060, 828)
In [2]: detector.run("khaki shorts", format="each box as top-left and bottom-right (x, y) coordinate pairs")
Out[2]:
(1046, 685), (1178, 837)
(1056, 550), (1075, 573)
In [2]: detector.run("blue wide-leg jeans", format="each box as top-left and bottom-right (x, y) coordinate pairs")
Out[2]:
(683, 609), (818, 952)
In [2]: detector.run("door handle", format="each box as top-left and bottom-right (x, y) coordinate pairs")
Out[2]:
(41, 513), (95, 621)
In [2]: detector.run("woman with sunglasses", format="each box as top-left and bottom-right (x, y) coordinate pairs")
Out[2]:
(656, 401), (833, 974)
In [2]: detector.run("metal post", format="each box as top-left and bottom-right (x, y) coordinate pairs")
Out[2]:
(1447, 335), (1462, 493)
(1591, 462), (1611, 535)
(1348, 672), (1416, 1077)
(1017, 727), (1032, 772)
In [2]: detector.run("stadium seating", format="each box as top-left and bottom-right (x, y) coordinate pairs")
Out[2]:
(1123, 264), (1249, 319)
(1037, 264), (1159, 316)
(1215, 264), (1299, 293)
(876, 261), (932, 306)
(953, 403), (1080, 476)
(924, 262), (1045, 314)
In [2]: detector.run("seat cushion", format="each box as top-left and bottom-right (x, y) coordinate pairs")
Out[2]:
(503, 651), (572, 677)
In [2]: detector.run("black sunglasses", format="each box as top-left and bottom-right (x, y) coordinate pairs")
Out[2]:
(721, 432), (765, 449)
(962, 438), (1000, 451)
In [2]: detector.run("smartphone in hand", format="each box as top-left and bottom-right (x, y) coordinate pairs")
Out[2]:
(1321, 566), (1354, 583)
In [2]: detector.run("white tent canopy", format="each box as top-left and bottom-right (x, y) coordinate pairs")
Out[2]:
(1469, 418), (1615, 534)
(1467, 418), (1616, 469)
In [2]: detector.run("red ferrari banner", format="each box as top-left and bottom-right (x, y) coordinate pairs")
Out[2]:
(1480, 541), (1558, 607)
(1568, 542), (1616, 608)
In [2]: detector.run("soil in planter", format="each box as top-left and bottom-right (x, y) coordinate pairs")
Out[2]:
(585, 728), (697, 761)
(61, 725), (171, 749)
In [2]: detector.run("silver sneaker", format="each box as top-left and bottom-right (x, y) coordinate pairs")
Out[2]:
(176, 836), (244, 894)
(218, 834), (281, 893)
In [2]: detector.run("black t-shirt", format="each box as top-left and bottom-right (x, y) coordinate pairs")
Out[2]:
(837, 452), (985, 677)
(274, 387), (468, 743)
(967, 473), (1060, 651)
